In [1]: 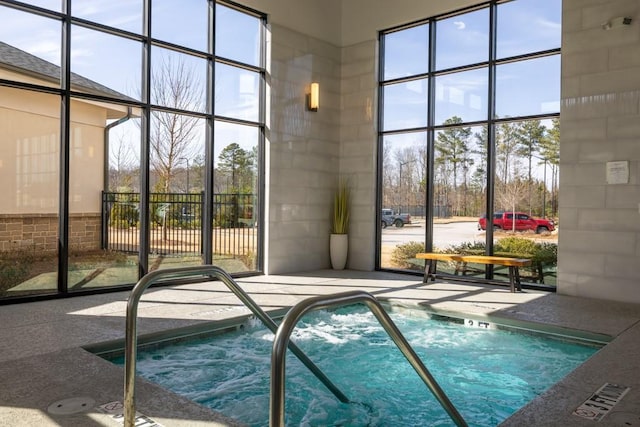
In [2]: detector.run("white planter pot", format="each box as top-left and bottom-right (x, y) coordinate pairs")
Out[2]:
(330, 233), (348, 270)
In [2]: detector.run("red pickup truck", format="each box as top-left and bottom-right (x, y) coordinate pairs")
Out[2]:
(478, 211), (555, 234)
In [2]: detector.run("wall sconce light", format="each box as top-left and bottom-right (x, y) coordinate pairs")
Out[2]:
(602, 16), (633, 30)
(308, 82), (319, 111)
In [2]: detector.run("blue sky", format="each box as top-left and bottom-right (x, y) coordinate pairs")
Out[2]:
(383, 0), (561, 129)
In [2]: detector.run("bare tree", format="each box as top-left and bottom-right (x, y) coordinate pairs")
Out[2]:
(149, 55), (203, 193)
(109, 134), (137, 192)
(497, 172), (528, 232)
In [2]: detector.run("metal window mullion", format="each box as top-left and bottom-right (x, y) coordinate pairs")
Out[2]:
(485, 1), (498, 278)
(425, 21), (437, 253)
(203, 0), (215, 264)
(57, 0), (72, 293)
(374, 32), (386, 269)
(256, 124), (265, 271)
(256, 12), (267, 272)
(138, 0), (152, 277)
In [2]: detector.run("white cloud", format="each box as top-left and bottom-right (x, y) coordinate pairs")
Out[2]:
(454, 21), (466, 30)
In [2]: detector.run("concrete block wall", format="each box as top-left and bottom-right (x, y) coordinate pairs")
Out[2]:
(340, 41), (378, 271)
(559, 0), (640, 303)
(266, 24), (342, 273)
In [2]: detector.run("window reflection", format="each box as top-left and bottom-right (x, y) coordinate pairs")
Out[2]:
(152, 0), (208, 52)
(216, 3), (262, 66)
(435, 68), (487, 124)
(71, 25), (142, 100)
(496, 55), (560, 118)
(383, 79), (428, 131)
(383, 24), (429, 80)
(72, 0), (142, 34)
(215, 63), (260, 122)
(436, 8), (489, 70)
(497, 0), (561, 59)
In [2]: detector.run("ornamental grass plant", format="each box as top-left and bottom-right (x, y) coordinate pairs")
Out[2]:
(331, 180), (350, 234)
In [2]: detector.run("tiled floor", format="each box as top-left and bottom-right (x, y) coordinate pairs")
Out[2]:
(1, 269), (639, 426)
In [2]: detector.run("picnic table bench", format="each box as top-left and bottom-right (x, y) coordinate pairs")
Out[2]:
(415, 252), (532, 292)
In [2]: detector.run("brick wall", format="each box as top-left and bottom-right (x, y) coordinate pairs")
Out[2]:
(0, 214), (101, 253)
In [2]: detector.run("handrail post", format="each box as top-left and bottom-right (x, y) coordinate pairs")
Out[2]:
(123, 265), (349, 427)
(270, 290), (468, 427)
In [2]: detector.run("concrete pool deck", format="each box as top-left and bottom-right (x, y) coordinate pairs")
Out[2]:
(1, 269), (639, 426)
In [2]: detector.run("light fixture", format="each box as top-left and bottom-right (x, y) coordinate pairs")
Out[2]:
(308, 82), (319, 111)
(602, 16), (633, 30)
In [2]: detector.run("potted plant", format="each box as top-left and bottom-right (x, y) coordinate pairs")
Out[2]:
(330, 179), (350, 270)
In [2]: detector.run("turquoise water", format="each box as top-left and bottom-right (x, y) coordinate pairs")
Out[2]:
(113, 306), (600, 426)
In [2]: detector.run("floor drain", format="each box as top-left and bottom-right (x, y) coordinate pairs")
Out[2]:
(47, 397), (96, 415)
(608, 412), (640, 426)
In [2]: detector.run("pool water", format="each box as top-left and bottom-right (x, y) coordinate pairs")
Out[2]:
(113, 306), (601, 426)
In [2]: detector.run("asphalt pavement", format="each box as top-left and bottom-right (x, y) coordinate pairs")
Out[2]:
(381, 220), (484, 250)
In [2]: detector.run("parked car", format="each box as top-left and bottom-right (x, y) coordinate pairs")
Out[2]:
(478, 211), (555, 234)
(381, 208), (411, 228)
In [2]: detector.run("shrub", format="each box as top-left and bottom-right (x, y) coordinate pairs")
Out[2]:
(391, 241), (425, 270)
(495, 236), (539, 256)
(440, 241), (486, 254)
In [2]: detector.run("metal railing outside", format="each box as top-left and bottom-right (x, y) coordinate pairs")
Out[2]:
(102, 191), (257, 257)
(270, 290), (468, 427)
(123, 265), (348, 427)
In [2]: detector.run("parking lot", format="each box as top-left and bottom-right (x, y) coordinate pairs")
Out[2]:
(381, 219), (484, 250)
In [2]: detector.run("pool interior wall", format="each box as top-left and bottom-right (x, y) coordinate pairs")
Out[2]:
(1, 270), (640, 426)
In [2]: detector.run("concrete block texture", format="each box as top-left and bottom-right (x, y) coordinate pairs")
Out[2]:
(559, 0), (640, 301)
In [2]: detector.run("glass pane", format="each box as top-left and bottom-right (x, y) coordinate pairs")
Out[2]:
(23, 1), (60, 12)
(435, 68), (488, 124)
(383, 24), (429, 81)
(493, 119), (558, 219)
(215, 63), (260, 122)
(68, 101), (140, 290)
(0, 6), (61, 88)
(151, 47), (207, 113)
(436, 8), (489, 71)
(71, 25), (141, 100)
(491, 118), (558, 286)
(497, 0), (561, 59)
(216, 4), (262, 66)
(432, 125), (486, 257)
(0, 88), (59, 298)
(383, 79), (428, 131)
(72, 0), (142, 34)
(380, 132), (426, 270)
(152, 0), (208, 52)
(496, 55), (560, 118)
(213, 121), (259, 272)
(148, 111), (206, 271)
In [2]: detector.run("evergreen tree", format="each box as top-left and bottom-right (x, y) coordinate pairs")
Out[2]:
(516, 120), (546, 214)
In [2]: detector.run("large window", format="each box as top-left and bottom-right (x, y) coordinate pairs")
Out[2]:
(378, 0), (560, 287)
(0, 1), (266, 301)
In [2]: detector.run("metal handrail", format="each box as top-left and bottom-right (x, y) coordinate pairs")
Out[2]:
(123, 265), (349, 427)
(270, 290), (468, 427)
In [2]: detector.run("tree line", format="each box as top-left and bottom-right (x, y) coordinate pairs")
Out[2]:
(383, 116), (560, 219)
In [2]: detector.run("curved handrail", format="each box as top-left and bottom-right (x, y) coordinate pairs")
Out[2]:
(123, 265), (349, 427)
(270, 290), (468, 427)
